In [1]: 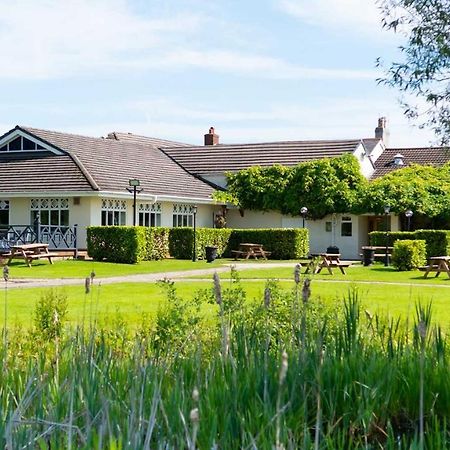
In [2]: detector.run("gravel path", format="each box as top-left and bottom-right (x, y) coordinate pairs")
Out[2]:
(0, 262), (298, 290)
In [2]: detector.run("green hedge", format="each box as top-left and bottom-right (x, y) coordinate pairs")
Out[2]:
(87, 226), (309, 263)
(168, 228), (233, 260)
(87, 226), (169, 263)
(369, 230), (450, 258)
(226, 228), (309, 260)
(391, 240), (426, 271)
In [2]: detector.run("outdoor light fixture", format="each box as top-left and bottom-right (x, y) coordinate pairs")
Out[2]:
(383, 205), (390, 266)
(192, 205), (198, 262)
(126, 178), (143, 226)
(300, 206), (308, 228)
(405, 209), (413, 232)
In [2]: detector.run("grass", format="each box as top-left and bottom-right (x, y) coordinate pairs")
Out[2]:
(2, 278), (450, 330)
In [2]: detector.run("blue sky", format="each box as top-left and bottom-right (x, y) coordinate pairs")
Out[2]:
(0, 0), (435, 146)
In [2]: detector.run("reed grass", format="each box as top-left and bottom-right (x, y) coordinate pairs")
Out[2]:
(0, 274), (449, 449)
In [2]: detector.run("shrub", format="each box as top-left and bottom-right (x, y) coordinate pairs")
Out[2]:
(168, 228), (233, 260)
(369, 231), (415, 247)
(226, 228), (309, 259)
(392, 240), (426, 271)
(87, 226), (170, 263)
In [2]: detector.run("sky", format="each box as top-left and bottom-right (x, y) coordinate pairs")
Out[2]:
(0, 0), (436, 147)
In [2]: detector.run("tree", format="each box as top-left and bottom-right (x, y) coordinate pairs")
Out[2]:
(378, 0), (450, 143)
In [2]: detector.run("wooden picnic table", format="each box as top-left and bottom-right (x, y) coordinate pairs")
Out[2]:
(306, 253), (351, 275)
(7, 243), (58, 267)
(420, 256), (450, 278)
(231, 243), (271, 260)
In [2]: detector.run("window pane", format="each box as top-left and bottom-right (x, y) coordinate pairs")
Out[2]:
(156, 215), (161, 227)
(120, 212), (126, 225)
(107, 211), (113, 225)
(188, 215), (193, 227)
(183, 215), (188, 227)
(23, 137), (36, 150)
(341, 222), (352, 237)
(173, 215), (177, 227)
(150, 213), (155, 227)
(50, 210), (59, 225)
(60, 209), (69, 226)
(101, 211), (107, 226)
(0, 145), (6, 152)
(0, 210), (8, 227)
(40, 210), (49, 225)
(138, 213), (144, 226)
(9, 137), (21, 151)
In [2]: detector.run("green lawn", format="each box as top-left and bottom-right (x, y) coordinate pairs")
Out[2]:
(2, 278), (450, 330)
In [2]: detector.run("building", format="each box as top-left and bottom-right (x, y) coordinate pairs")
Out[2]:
(0, 119), (446, 258)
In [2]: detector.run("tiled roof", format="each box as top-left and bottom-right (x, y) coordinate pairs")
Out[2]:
(162, 139), (362, 175)
(106, 131), (190, 148)
(13, 126), (214, 199)
(0, 151), (93, 192)
(372, 147), (450, 178)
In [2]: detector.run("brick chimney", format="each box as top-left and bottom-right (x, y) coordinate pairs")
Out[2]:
(204, 127), (219, 146)
(375, 117), (390, 147)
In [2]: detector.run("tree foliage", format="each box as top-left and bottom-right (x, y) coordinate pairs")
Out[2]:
(223, 154), (367, 219)
(359, 163), (450, 218)
(378, 0), (450, 143)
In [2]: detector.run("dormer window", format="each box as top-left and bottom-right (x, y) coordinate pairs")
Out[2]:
(0, 136), (45, 152)
(393, 153), (404, 166)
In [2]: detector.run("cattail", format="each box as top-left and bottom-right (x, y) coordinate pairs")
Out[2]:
(189, 407), (199, 424)
(90, 270), (96, 282)
(302, 278), (311, 304)
(3, 265), (9, 282)
(84, 277), (91, 294)
(264, 287), (271, 309)
(279, 350), (288, 385)
(294, 263), (301, 285)
(213, 272), (222, 306)
(417, 320), (427, 340)
(365, 310), (373, 321)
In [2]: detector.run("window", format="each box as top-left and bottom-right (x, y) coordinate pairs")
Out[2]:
(138, 202), (161, 227)
(0, 136), (45, 152)
(31, 198), (69, 227)
(0, 200), (9, 228)
(341, 216), (352, 237)
(101, 199), (127, 226)
(325, 221), (332, 232)
(173, 204), (195, 227)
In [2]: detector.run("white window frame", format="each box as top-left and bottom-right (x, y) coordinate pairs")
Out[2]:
(138, 202), (162, 227)
(341, 216), (353, 237)
(0, 135), (46, 152)
(172, 204), (195, 227)
(31, 198), (69, 227)
(101, 199), (127, 226)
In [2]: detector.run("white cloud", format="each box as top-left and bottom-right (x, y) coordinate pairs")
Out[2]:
(277, 0), (387, 37)
(0, 0), (376, 81)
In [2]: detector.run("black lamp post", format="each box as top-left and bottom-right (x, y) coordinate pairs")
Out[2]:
(384, 205), (390, 267)
(126, 179), (143, 226)
(192, 205), (198, 262)
(405, 209), (413, 232)
(300, 206), (308, 228)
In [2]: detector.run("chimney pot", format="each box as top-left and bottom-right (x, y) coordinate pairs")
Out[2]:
(204, 126), (219, 145)
(375, 116), (390, 147)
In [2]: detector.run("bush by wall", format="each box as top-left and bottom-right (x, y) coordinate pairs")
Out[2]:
(391, 240), (426, 271)
(88, 226), (309, 262)
(168, 228), (233, 260)
(369, 230), (450, 258)
(87, 226), (170, 263)
(226, 228), (309, 260)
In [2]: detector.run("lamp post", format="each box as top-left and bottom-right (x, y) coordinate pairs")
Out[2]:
(384, 205), (390, 267)
(126, 179), (143, 226)
(300, 206), (308, 228)
(192, 205), (198, 262)
(405, 209), (413, 232)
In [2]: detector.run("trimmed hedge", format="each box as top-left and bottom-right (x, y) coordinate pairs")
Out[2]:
(226, 228), (309, 260)
(369, 230), (450, 258)
(87, 226), (309, 263)
(391, 240), (426, 271)
(87, 226), (170, 263)
(169, 228), (233, 260)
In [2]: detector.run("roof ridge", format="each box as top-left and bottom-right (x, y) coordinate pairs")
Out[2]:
(20, 125), (107, 141)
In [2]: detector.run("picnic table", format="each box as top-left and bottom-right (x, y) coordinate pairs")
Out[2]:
(231, 243), (271, 260)
(306, 253), (351, 275)
(6, 243), (58, 267)
(420, 256), (450, 278)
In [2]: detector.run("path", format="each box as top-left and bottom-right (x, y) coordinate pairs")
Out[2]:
(0, 262), (298, 290)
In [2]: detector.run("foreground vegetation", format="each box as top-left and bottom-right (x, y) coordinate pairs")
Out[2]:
(1, 272), (449, 448)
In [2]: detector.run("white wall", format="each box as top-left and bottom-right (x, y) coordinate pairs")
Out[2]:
(227, 209), (282, 228)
